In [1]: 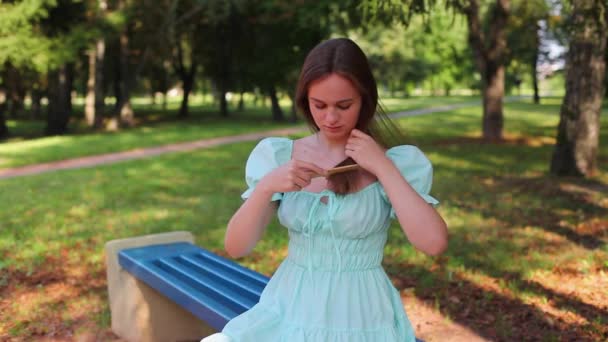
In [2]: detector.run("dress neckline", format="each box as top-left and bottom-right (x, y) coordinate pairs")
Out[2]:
(286, 138), (381, 197)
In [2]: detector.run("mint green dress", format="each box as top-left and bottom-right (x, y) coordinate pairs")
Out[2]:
(221, 137), (439, 342)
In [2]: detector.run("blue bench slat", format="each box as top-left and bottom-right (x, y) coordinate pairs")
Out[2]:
(193, 251), (269, 290)
(121, 242), (199, 260)
(156, 257), (258, 312)
(196, 248), (269, 285)
(181, 254), (265, 300)
(118, 242), (270, 330)
(120, 250), (235, 330)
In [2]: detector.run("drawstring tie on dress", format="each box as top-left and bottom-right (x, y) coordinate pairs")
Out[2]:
(301, 191), (342, 279)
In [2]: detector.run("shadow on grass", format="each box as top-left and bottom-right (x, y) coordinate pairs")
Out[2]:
(0, 252), (110, 339)
(384, 260), (606, 341)
(445, 173), (607, 251)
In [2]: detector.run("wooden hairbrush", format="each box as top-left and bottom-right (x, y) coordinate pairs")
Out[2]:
(325, 157), (359, 176)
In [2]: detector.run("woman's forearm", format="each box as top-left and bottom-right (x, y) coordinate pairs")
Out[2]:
(224, 187), (278, 258)
(376, 162), (448, 256)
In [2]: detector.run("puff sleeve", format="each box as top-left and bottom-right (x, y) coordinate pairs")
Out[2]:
(380, 145), (440, 218)
(240, 137), (291, 201)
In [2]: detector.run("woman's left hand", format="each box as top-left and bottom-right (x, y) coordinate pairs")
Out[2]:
(345, 129), (392, 176)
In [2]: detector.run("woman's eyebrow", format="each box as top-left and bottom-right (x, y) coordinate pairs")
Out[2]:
(310, 97), (354, 104)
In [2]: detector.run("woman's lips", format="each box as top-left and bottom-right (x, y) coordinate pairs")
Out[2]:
(325, 126), (342, 131)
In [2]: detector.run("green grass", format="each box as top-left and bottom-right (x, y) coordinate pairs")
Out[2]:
(1, 97), (607, 340)
(0, 95), (480, 169)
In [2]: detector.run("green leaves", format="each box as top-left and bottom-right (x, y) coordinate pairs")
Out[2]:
(0, 0), (56, 69)
(358, 0), (438, 26)
(351, 6), (473, 96)
(0, 0), (98, 72)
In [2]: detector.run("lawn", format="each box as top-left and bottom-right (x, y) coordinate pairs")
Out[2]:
(0, 97), (606, 341)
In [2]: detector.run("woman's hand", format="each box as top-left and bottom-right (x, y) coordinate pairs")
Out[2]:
(257, 160), (326, 194)
(345, 129), (392, 176)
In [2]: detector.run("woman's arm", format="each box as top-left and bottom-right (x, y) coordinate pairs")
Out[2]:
(376, 162), (448, 256)
(345, 129), (448, 256)
(224, 187), (278, 258)
(225, 159), (325, 258)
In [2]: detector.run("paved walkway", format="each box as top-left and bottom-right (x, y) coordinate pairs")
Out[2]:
(1, 98), (513, 180)
(388, 99), (483, 119)
(0, 127), (305, 180)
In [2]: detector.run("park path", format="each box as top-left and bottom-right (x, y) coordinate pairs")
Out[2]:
(0, 127), (305, 179)
(0, 99), (490, 180)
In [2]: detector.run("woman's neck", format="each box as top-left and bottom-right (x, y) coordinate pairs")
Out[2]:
(315, 132), (348, 161)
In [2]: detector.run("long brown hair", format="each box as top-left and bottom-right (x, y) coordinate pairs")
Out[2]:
(295, 38), (406, 195)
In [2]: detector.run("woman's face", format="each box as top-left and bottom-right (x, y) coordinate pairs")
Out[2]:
(307, 73), (362, 140)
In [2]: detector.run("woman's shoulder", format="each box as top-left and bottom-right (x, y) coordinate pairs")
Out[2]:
(385, 144), (428, 161)
(290, 135), (321, 161)
(255, 136), (293, 149)
(384, 144), (433, 175)
(381, 144), (439, 207)
(249, 136), (293, 166)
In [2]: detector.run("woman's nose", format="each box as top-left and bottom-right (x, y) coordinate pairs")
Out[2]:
(325, 108), (339, 123)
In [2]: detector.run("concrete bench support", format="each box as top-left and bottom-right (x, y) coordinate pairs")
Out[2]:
(105, 231), (215, 342)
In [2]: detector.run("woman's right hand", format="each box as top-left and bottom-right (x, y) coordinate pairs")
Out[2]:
(257, 159), (326, 194)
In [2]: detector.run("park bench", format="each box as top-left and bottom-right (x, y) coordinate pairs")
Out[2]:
(105, 231), (268, 342)
(105, 231), (424, 342)
(118, 241), (268, 333)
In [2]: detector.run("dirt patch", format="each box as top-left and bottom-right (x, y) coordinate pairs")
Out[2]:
(0, 254), (118, 341)
(403, 294), (489, 342)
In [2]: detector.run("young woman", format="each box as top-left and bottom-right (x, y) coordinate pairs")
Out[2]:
(203, 37), (448, 342)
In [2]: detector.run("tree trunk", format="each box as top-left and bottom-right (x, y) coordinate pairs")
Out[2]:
(604, 37), (608, 98)
(178, 89), (190, 118)
(238, 92), (244, 111)
(172, 31), (198, 119)
(178, 70), (195, 118)
(0, 71), (7, 138)
(116, 30), (134, 127)
(532, 59), (540, 104)
(6, 65), (24, 118)
(268, 85), (284, 122)
(0, 99), (7, 139)
(200, 81), (208, 105)
(550, 0), (607, 177)
(463, 0), (510, 141)
(287, 92), (297, 123)
(219, 87), (228, 117)
(85, 39), (105, 128)
(9, 92), (25, 119)
(46, 63), (74, 135)
(30, 85), (42, 119)
(482, 62), (505, 141)
(532, 22), (540, 104)
(85, 48), (95, 124)
(113, 60), (122, 111)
